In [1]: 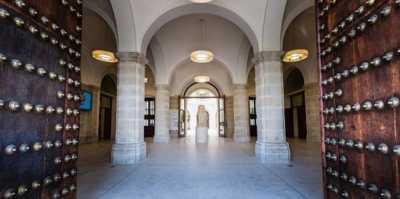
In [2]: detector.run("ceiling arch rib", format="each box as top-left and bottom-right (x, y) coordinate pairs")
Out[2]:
(140, 3), (259, 55)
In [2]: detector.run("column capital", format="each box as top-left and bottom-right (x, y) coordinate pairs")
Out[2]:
(252, 50), (283, 64)
(116, 51), (148, 65)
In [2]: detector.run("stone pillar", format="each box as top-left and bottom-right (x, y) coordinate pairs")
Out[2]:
(233, 84), (250, 143)
(253, 51), (290, 164)
(154, 84), (170, 143)
(304, 83), (321, 142)
(112, 52), (146, 165)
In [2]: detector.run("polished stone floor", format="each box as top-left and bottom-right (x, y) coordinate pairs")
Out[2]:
(77, 137), (323, 199)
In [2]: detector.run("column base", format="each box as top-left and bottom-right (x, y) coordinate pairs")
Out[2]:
(234, 135), (250, 143)
(153, 135), (170, 143)
(112, 142), (146, 165)
(255, 141), (291, 164)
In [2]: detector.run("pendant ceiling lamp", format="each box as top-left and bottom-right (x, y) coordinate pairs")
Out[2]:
(190, 19), (214, 64)
(92, 50), (118, 63)
(282, 49), (309, 63)
(189, 0), (214, 3)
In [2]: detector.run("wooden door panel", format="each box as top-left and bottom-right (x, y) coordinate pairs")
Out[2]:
(0, 0), (81, 198)
(318, 0), (400, 198)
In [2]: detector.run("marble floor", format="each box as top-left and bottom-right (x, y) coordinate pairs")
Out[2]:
(77, 137), (323, 199)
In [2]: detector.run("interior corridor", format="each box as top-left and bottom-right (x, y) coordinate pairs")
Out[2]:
(77, 138), (322, 199)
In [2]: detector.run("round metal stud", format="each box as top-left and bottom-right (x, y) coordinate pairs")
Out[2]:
(393, 145), (400, 156)
(374, 100), (385, 110)
(73, 109), (80, 116)
(67, 93), (73, 100)
(58, 75), (65, 82)
(380, 189), (392, 199)
(28, 8), (38, 16)
(51, 38), (59, 45)
(0, 53), (7, 62)
(72, 139), (79, 145)
(49, 72), (57, 80)
(366, 143), (376, 152)
(70, 169), (77, 176)
(32, 142), (43, 151)
(34, 105), (45, 113)
(14, 17), (25, 26)
(4, 144), (17, 155)
(346, 140), (354, 148)
(56, 107), (64, 114)
(44, 141), (53, 149)
(380, 6), (392, 17)
(11, 59), (22, 69)
(73, 95), (80, 101)
(67, 78), (74, 85)
(23, 103), (33, 112)
(43, 177), (53, 185)
(63, 172), (70, 179)
(352, 103), (361, 111)
(55, 124), (63, 132)
(371, 57), (382, 67)
(348, 176), (357, 185)
(350, 66), (359, 75)
(54, 140), (62, 148)
(53, 174), (61, 182)
(66, 108), (73, 116)
(367, 184), (378, 193)
(341, 191), (349, 198)
(357, 180), (367, 189)
(0, 99), (4, 109)
(359, 62), (369, 71)
(51, 23), (59, 30)
(64, 155), (71, 162)
(32, 181), (41, 189)
(40, 32), (49, 40)
(54, 157), (62, 164)
(40, 16), (49, 24)
(357, 22), (367, 32)
(70, 184), (76, 191)
(354, 141), (364, 150)
(57, 91), (65, 99)
(61, 188), (69, 195)
(8, 101), (20, 111)
(368, 14), (378, 24)
(378, 143), (389, 154)
(0, 8), (10, 18)
(19, 144), (30, 153)
(348, 29), (357, 38)
(362, 101), (373, 111)
(60, 29), (67, 36)
(29, 25), (38, 34)
(72, 124), (79, 130)
(52, 191), (61, 199)
(338, 139), (346, 146)
(339, 154), (347, 163)
(24, 63), (35, 72)
(366, 0), (376, 6)
(37, 67), (47, 76)
(334, 73), (342, 81)
(17, 185), (28, 196)
(387, 97), (400, 108)
(336, 105), (343, 113)
(383, 51), (394, 62)
(65, 124), (72, 131)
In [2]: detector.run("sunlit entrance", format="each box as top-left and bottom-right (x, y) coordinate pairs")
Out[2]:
(179, 82), (225, 139)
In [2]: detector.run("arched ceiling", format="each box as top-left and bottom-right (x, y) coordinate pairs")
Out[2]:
(149, 14), (251, 85)
(84, 0), (117, 40)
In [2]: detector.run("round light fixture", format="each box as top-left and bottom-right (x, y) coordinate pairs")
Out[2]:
(92, 50), (118, 63)
(194, 76), (210, 83)
(189, 0), (214, 3)
(191, 50), (214, 63)
(283, 49), (309, 63)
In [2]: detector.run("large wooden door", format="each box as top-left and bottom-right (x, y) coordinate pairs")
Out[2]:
(0, 0), (82, 198)
(317, 0), (400, 198)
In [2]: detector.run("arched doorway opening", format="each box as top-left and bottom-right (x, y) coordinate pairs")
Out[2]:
(179, 82), (225, 139)
(284, 68), (307, 139)
(98, 74), (117, 140)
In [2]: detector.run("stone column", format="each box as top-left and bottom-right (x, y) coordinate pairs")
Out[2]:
(154, 84), (170, 143)
(254, 51), (290, 164)
(233, 84), (250, 143)
(304, 83), (321, 142)
(112, 52), (146, 165)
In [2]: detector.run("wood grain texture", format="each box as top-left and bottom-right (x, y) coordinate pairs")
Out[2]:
(317, 0), (400, 198)
(0, 0), (81, 198)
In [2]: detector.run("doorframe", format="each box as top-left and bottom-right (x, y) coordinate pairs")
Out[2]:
(98, 93), (113, 140)
(178, 82), (226, 137)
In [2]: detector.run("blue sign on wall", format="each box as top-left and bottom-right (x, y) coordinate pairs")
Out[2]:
(80, 90), (93, 111)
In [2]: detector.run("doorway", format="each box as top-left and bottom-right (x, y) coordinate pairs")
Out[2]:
(98, 75), (116, 141)
(179, 82), (225, 139)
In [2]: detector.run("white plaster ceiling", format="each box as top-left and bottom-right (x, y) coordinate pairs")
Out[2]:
(149, 14), (251, 85)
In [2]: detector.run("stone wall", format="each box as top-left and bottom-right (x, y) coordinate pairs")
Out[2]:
(80, 85), (100, 143)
